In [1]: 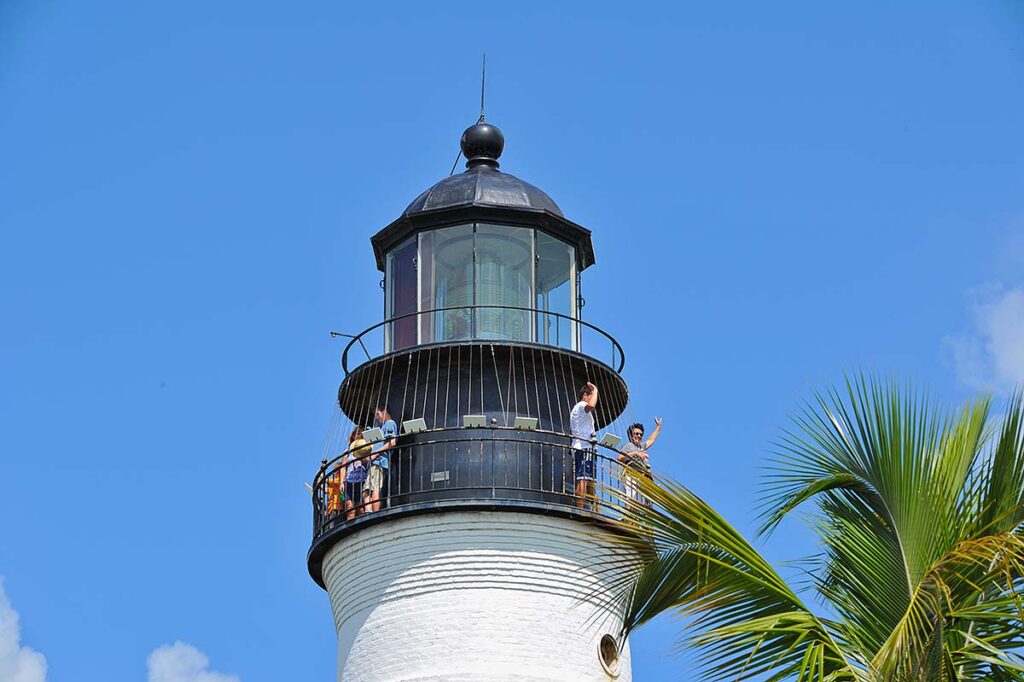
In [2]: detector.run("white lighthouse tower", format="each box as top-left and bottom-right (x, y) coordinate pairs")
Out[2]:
(308, 120), (635, 681)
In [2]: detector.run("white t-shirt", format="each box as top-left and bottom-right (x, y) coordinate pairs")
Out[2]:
(569, 400), (595, 451)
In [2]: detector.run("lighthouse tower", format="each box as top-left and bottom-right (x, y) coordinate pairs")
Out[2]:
(308, 120), (635, 681)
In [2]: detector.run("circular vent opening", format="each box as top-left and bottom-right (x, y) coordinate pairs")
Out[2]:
(599, 634), (620, 677)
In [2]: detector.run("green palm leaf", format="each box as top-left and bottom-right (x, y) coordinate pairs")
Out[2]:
(594, 376), (1024, 681)
(596, 473), (862, 681)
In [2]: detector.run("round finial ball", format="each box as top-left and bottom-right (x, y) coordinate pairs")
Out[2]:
(460, 122), (504, 164)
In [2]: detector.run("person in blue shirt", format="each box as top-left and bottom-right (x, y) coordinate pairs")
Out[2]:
(365, 404), (397, 513)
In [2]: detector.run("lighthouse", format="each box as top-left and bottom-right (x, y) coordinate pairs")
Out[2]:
(308, 119), (636, 681)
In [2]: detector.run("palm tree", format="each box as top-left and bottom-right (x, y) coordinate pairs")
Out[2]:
(603, 377), (1024, 681)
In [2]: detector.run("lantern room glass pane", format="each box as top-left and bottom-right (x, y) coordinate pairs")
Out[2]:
(420, 224), (474, 342)
(386, 223), (578, 352)
(387, 236), (418, 351)
(535, 231), (575, 350)
(474, 224), (533, 342)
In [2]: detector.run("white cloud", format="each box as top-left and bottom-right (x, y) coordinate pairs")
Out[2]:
(4, 581), (237, 682)
(0, 579), (48, 682)
(947, 285), (1024, 391)
(147, 642), (239, 682)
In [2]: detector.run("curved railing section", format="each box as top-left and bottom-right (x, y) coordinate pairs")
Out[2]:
(336, 305), (626, 374)
(309, 426), (644, 540)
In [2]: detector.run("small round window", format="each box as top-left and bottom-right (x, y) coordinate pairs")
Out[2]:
(599, 634), (620, 677)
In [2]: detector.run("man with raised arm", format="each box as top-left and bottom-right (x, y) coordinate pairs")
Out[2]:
(618, 418), (663, 507)
(569, 381), (599, 509)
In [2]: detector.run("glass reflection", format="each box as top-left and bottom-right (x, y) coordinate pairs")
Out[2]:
(387, 236), (418, 350)
(385, 224), (577, 351)
(475, 224), (533, 342)
(419, 225), (474, 342)
(535, 231), (575, 350)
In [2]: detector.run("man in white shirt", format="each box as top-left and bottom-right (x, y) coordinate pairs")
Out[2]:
(569, 381), (598, 509)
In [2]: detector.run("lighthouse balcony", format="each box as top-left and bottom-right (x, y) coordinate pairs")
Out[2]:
(334, 306), (630, 439)
(311, 304), (633, 587)
(307, 426), (638, 587)
(337, 304), (624, 375)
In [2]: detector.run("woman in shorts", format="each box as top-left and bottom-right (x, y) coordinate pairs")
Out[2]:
(343, 427), (370, 520)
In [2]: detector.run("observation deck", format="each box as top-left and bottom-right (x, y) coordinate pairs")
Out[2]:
(307, 425), (636, 587)
(307, 119), (637, 589)
(307, 304), (634, 586)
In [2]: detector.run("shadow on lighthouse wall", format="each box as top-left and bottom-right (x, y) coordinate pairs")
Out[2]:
(322, 510), (632, 681)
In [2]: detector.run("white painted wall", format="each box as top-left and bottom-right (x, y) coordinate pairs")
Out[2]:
(322, 510), (632, 682)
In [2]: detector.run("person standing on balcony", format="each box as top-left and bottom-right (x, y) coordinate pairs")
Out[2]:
(570, 382), (599, 509)
(343, 427), (370, 521)
(618, 418), (662, 507)
(366, 405), (397, 513)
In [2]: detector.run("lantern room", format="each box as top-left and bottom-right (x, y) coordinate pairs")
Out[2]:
(369, 121), (596, 354)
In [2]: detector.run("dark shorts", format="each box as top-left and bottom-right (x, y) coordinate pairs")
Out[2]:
(574, 449), (596, 481)
(344, 481), (363, 503)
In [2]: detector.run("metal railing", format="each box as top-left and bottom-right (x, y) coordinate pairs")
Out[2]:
(336, 305), (626, 374)
(310, 427), (640, 539)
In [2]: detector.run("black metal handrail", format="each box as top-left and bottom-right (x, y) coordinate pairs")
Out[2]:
(336, 305), (626, 374)
(310, 426), (639, 539)
(312, 426), (628, 490)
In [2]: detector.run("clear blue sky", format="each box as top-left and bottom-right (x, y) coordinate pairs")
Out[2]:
(2, 2), (1023, 680)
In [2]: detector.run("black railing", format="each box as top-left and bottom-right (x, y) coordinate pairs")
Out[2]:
(336, 305), (626, 374)
(310, 427), (637, 539)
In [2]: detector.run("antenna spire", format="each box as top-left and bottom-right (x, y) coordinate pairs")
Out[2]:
(479, 53), (486, 122)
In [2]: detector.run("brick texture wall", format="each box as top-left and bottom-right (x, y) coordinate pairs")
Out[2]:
(322, 511), (633, 681)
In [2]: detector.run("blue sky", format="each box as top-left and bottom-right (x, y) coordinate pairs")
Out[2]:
(2, 1), (1023, 680)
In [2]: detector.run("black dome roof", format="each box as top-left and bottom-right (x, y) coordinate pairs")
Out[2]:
(371, 120), (594, 273)
(402, 165), (563, 218)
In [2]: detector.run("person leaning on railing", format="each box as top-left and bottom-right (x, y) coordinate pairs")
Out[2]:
(326, 477), (341, 516)
(365, 405), (397, 513)
(617, 418), (662, 508)
(343, 427), (370, 521)
(325, 445), (344, 517)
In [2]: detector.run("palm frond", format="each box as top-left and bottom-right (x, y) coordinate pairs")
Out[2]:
(873, 533), (1024, 679)
(595, 471), (862, 681)
(590, 377), (1024, 681)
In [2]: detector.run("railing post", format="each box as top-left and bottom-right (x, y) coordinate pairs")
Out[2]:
(314, 457), (328, 535)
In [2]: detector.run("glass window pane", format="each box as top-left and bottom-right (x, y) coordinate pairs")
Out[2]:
(426, 225), (474, 342)
(418, 231), (433, 342)
(475, 224), (533, 342)
(388, 236), (418, 351)
(535, 231), (575, 350)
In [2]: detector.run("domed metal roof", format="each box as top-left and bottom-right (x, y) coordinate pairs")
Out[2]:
(370, 120), (594, 272)
(402, 121), (563, 218)
(402, 165), (563, 218)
